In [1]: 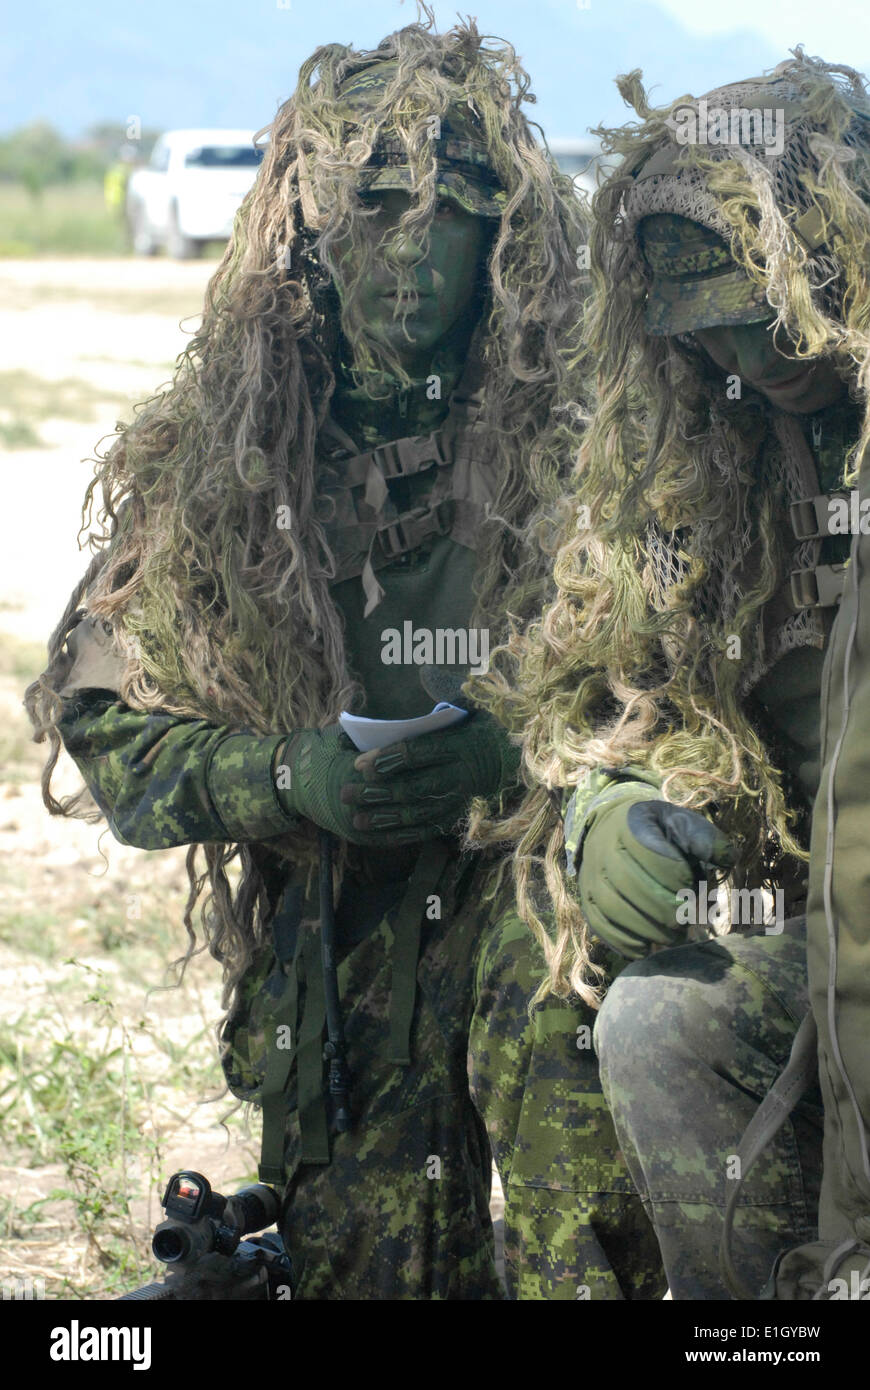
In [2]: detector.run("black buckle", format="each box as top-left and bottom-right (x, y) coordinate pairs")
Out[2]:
(367, 432), (449, 483)
(379, 513), (413, 558)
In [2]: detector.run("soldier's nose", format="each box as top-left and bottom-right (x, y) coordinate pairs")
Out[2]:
(732, 329), (778, 383)
(392, 231), (425, 265)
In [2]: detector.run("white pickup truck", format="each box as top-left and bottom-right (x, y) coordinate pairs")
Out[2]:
(126, 129), (264, 259)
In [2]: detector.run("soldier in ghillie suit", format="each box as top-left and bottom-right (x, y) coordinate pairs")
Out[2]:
(25, 19), (663, 1300)
(470, 51), (870, 1297)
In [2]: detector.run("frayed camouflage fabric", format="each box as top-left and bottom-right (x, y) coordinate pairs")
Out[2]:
(595, 917), (825, 1299)
(228, 853), (665, 1300)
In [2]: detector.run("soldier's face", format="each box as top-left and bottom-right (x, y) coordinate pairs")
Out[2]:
(691, 320), (847, 414)
(336, 189), (489, 374)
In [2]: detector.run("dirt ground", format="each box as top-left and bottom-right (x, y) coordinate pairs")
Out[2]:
(0, 256), (265, 1299)
(0, 257), (503, 1300)
(0, 258), (215, 645)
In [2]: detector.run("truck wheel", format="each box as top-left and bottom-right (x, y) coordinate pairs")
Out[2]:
(167, 208), (202, 260)
(129, 205), (159, 256)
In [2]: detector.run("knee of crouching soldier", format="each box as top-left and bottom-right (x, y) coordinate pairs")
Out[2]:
(594, 955), (705, 1090)
(594, 961), (657, 1075)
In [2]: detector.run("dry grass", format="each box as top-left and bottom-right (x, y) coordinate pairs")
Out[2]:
(0, 632), (258, 1300)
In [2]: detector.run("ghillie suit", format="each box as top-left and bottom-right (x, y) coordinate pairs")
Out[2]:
(473, 52), (870, 1296)
(25, 18), (663, 1299)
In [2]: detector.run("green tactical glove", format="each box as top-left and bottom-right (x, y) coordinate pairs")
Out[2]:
(275, 713), (519, 847)
(576, 783), (736, 960)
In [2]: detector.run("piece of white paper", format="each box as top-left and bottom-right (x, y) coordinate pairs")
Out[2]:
(339, 702), (469, 752)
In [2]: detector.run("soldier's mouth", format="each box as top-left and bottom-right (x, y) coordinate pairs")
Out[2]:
(379, 290), (433, 300)
(753, 367), (809, 393)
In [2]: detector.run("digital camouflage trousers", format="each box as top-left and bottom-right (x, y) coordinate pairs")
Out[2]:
(595, 916), (825, 1300)
(254, 849), (665, 1301)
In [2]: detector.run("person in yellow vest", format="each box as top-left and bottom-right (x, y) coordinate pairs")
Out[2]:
(104, 142), (138, 246)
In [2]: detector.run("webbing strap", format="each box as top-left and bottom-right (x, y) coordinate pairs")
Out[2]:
(387, 840), (453, 1065)
(768, 412), (830, 637)
(790, 491), (851, 541)
(259, 841), (458, 1177)
(335, 432), (450, 489)
(257, 964), (299, 1186)
(334, 497), (490, 587)
(788, 563), (847, 610)
(296, 928), (330, 1164)
(318, 351), (496, 600)
(720, 1009), (819, 1300)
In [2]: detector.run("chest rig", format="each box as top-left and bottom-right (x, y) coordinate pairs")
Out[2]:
(650, 406), (855, 697)
(316, 353), (500, 616)
(751, 408), (855, 691)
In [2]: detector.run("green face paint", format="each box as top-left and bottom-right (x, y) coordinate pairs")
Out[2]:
(335, 190), (489, 378)
(692, 319), (848, 415)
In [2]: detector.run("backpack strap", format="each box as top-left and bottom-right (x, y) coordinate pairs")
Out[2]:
(386, 840), (454, 1065)
(295, 927), (331, 1165)
(257, 882), (307, 1186)
(720, 1008), (819, 1299)
(258, 840), (461, 1183)
(257, 962), (300, 1186)
(764, 414), (843, 631)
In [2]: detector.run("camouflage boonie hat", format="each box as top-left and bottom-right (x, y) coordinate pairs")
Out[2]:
(639, 212), (772, 335)
(623, 62), (870, 335)
(335, 59), (507, 218)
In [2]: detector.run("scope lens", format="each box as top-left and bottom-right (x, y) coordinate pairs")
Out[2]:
(153, 1227), (191, 1263)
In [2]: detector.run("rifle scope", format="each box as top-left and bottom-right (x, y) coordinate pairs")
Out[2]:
(152, 1171), (281, 1266)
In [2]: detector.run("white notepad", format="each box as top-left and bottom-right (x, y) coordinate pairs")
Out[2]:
(339, 702), (469, 752)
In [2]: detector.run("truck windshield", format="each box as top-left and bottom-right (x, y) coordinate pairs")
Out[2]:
(184, 147), (264, 168)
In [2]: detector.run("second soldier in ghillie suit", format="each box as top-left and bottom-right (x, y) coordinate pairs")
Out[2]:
(472, 51), (870, 1297)
(25, 18), (663, 1300)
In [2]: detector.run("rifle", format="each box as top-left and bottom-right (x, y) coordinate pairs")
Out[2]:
(120, 1170), (293, 1300)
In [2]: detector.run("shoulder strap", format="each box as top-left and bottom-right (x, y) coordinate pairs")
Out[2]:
(770, 414), (843, 621)
(720, 1008), (819, 1299)
(386, 840), (453, 1065)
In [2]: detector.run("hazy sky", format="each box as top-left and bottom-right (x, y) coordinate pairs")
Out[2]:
(4, 0), (869, 142)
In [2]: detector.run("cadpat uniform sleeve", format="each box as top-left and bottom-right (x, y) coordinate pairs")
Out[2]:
(57, 692), (294, 849)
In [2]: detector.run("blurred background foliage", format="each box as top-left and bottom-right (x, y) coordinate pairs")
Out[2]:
(0, 121), (159, 255)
